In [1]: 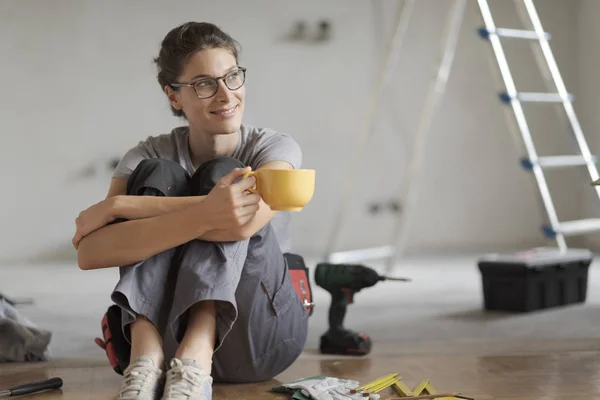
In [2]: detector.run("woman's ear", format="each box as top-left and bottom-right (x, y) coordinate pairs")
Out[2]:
(165, 86), (183, 111)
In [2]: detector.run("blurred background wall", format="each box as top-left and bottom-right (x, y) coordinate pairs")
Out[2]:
(0, 0), (596, 264)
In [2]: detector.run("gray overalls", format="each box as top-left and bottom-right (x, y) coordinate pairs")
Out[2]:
(110, 157), (309, 383)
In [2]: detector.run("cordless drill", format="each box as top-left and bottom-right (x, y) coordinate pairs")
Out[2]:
(315, 263), (409, 356)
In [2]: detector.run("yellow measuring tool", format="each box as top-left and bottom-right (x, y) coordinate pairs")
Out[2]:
(389, 394), (471, 400)
(352, 373), (472, 400)
(352, 373), (400, 393)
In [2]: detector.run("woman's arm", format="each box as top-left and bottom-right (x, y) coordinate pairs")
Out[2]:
(75, 159), (289, 246)
(194, 160), (293, 242)
(114, 160), (291, 242)
(72, 179), (207, 249)
(77, 205), (212, 270)
(114, 194), (207, 219)
(76, 168), (260, 270)
(107, 178), (208, 218)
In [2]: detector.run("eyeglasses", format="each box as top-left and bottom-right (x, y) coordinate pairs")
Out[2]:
(170, 67), (247, 99)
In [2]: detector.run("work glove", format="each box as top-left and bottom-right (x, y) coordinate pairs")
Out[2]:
(280, 376), (365, 400)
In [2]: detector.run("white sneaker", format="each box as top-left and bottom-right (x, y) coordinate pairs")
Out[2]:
(161, 358), (213, 400)
(117, 356), (165, 400)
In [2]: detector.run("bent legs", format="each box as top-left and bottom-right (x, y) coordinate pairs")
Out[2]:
(130, 316), (164, 368)
(175, 301), (216, 373)
(210, 224), (309, 383)
(110, 157), (308, 388)
(110, 159), (190, 399)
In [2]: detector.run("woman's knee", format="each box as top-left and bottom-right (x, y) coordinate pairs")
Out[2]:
(126, 158), (189, 196)
(188, 156), (246, 196)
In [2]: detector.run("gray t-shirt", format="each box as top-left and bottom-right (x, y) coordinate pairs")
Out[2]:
(112, 123), (302, 253)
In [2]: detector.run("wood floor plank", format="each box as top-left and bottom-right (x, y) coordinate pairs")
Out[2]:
(2, 349), (600, 399)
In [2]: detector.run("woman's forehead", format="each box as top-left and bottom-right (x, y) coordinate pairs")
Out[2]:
(182, 48), (237, 79)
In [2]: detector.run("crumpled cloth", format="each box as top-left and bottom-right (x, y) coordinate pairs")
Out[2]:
(0, 298), (52, 362)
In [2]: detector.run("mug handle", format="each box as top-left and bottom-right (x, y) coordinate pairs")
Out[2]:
(242, 171), (258, 193)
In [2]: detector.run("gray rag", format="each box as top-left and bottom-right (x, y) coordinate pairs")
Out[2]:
(0, 299), (52, 362)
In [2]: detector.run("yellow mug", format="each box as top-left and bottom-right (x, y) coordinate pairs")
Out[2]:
(242, 168), (316, 211)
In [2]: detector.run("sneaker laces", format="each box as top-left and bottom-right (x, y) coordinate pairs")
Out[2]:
(118, 356), (163, 399)
(163, 359), (212, 399)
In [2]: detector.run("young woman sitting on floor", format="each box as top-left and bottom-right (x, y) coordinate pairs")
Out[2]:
(73, 21), (309, 400)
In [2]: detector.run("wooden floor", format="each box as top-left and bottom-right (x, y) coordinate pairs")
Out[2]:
(3, 347), (600, 400)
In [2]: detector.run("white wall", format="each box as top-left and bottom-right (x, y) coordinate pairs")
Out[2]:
(0, 0), (587, 264)
(577, 0), (600, 251)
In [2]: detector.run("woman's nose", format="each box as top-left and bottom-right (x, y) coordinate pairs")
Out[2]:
(214, 79), (232, 101)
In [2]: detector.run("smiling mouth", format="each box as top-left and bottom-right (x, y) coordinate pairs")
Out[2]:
(211, 105), (238, 117)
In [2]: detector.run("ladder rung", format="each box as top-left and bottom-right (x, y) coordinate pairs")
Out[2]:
(543, 219), (600, 238)
(478, 27), (551, 40)
(499, 92), (574, 104)
(521, 155), (598, 170)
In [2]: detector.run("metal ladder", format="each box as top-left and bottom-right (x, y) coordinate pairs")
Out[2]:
(477, 0), (600, 253)
(323, 0), (600, 268)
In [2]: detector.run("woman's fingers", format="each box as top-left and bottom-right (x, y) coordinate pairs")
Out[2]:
(217, 167), (251, 187)
(237, 214), (253, 226)
(238, 193), (261, 206)
(236, 203), (260, 218)
(233, 174), (257, 192)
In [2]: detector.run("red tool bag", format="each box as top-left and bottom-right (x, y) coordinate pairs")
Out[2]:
(95, 254), (313, 375)
(94, 305), (130, 375)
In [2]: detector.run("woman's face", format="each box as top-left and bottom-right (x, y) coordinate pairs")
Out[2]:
(168, 47), (245, 136)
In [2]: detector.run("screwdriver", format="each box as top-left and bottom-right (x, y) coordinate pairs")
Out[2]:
(0, 377), (63, 397)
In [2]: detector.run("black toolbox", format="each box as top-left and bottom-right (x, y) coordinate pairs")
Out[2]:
(478, 247), (594, 312)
